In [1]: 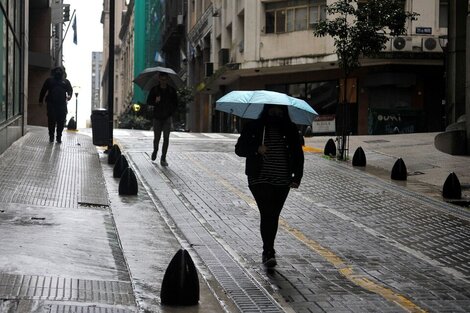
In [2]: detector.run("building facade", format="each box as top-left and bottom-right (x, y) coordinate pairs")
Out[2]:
(188, 0), (449, 135)
(28, 0), (69, 129)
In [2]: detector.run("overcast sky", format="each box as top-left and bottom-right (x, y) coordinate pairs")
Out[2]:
(63, 0), (103, 128)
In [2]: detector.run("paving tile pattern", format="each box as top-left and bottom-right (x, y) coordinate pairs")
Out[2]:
(156, 150), (470, 312)
(0, 132), (108, 208)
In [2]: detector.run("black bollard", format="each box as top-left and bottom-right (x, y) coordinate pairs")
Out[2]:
(67, 117), (77, 130)
(108, 144), (121, 165)
(113, 154), (129, 178)
(324, 138), (336, 157)
(118, 167), (138, 195)
(391, 158), (407, 181)
(442, 172), (462, 199)
(352, 146), (366, 167)
(161, 249), (199, 306)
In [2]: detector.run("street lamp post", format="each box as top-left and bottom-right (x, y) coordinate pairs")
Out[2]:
(73, 85), (81, 129)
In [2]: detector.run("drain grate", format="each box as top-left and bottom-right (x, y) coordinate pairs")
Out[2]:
(0, 274), (135, 306)
(363, 139), (390, 143)
(48, 304), (136, 313)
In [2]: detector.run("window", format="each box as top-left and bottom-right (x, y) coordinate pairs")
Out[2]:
(439, 0), (448, 28)
(294, 7), (308, 31)
(265, 0), (326, 34)
(266, 11), (274, 33)
(276, 10), (286, 33)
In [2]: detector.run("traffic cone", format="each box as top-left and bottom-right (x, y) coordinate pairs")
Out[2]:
(118, 167), (138, 195)
(391, 158), (407, 180)
(113, 154), (129, 178)
(108, 144), (121, 165)
(442, 172), (462, 199)
(352, 146), (366, 167)
(324, 138), (336, 157)
(160, 249), (199, 306)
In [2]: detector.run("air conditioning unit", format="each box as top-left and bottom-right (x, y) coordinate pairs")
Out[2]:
(205, 62), (214, 77)
(422, 36), (442, 52)
(381, 40), (392, 52)
(392, 36), (413, 51)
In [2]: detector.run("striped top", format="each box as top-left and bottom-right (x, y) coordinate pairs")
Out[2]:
(248, 126), (291, 186)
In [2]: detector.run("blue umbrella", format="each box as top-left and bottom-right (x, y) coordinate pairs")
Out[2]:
(215, 90), (318, 125)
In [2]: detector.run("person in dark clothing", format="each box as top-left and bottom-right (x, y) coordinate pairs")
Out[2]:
(235, 104), (304, 268)
(39, 67), (73, 143)
(146, 72), (178, 166)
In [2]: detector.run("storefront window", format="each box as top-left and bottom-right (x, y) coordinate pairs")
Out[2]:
(288, 83), (306, 98)
(7, 28), (13, 119)
(14, 42), (20, 115)
(0, 15), (5, 123)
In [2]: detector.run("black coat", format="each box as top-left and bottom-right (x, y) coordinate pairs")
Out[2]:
(39, 77), (73, 115)
(235, 119), (304, 185)
(146, 85), (178, 120)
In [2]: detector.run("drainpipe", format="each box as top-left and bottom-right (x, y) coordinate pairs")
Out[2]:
(107, 0), (115, 150)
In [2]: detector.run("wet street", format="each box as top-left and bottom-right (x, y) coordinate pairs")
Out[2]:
(0, 127), (469, 312)
(115, 129), (470, 312)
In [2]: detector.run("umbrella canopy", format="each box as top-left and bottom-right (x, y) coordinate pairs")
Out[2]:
(215, 90), (318, 125)
(133, 66), (183, 90)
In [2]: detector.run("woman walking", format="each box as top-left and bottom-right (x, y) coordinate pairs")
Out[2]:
(235, 104), (304, 268)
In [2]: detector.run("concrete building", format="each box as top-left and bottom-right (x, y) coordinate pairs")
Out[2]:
(101, 0), (129, 126)
(102, 0), (169, 125)
(434, 0), (469, 155)
(28, 0), (69, 130)
(188, 0), (449, 135)
(116, 1), (134, 117)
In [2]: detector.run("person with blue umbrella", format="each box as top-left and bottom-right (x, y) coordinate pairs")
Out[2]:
(235, 104), (304, 268)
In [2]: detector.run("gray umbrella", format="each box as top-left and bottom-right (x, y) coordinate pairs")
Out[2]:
(133, 66), (183, 90)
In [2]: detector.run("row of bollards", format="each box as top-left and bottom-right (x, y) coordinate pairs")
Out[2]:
(108, 144), (138, 195)
(324, 140), (463, 200)
(107, 145), (200, 306)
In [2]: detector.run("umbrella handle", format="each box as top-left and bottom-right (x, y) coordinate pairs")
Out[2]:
(262, 126), (265, 145)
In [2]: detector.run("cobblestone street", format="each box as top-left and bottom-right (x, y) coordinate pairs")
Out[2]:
(116, 129), (470, 313)
(1, 128), (469, 313)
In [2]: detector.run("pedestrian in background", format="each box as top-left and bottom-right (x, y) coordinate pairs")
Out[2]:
(39, 66), (73, 143)
(235, 104), (304, 268)
(146, 72), (178, 166)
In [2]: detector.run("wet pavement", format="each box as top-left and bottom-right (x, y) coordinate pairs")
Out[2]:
(1, 126), (470, 312)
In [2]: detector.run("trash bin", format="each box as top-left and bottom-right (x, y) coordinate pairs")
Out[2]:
(91, 108), (109, 146)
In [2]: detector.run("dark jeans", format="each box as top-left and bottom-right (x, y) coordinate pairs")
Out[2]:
(249, 183), (290, 254)
(47, 108), (66, 140)
(153, 117), (171, 160)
